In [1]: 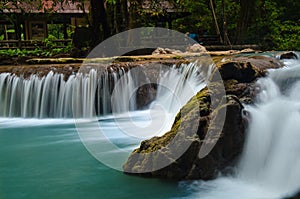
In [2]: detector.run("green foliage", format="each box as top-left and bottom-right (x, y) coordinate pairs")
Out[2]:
(48, 24), (64, 39)
(172, 0), (300, 50)
(246, 0), (300, 50)
(0, 48), (42, 57)
(0, 34), (72, 57)
(271, 20), (300, 51)
(172, 0), (212, 34)
(215, 0), (240, 40)
(0, 46), (71, 57)
(1, 0), (299, 51)
(43, 35), (57, 49)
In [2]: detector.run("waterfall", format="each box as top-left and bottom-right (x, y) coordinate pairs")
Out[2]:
(0, 68), (135, 118)
(0, 62), (208, 119)
(154, 62), (209, 114)
(177, 59), (300, 199)
(238, 59), (300, 197)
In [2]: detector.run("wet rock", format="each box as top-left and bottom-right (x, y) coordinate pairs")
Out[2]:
(123, 56), (284, 180)
(212, 56), (283, 83)
(123, 91), (246, 180)
(285, 191), (300, 199)
(186, 44), (207, 53)
(152, 47), (182, 55)
(136, 83), (157, 109)
(240, 48), (256, 53)
(277, 51), (298, 60)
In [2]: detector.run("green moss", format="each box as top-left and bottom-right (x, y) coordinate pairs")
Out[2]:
(26, 58), (84, 64)
(134, 87), (211, 155)
(212, 55), (228, 64)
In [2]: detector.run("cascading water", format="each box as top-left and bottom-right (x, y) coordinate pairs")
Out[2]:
(2, 56), (300, 199)
(179, 58), (300, 199)
(0, 68), (136, 118)
(154, 62), (209, 114)
(0, 61), (209, 120)
(238, 59), (300, 197)
(148, 62), (210, 134)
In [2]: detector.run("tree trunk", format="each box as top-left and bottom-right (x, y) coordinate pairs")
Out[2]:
(99, 0), (110, 39)
(115, 0), (129, 33)
(127, 0), (142, 46)
(120, 0), (129, 31)
(236, 0), (257, 44)
(90, 0), (101, 46)
(114, 0), (122, 33)
(90, 0), (110, 48)
(209, 0), (223, 44)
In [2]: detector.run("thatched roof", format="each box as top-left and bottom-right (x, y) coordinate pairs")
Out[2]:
(141, 0), (189, 21)
(142, 0), (175, 12)
(2, 0), (89, 14)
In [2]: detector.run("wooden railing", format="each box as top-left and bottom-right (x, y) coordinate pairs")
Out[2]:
(0, 39), (72, 49)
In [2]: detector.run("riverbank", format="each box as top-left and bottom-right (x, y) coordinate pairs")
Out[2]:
(0, 48), (261, 78)
(0, 48), (259, 65)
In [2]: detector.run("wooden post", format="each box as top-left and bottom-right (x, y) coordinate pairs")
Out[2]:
(209, 0), (223, 44)
(63, 20), (68, 46)
(4, 25), (9, 47)
(222, 0), (232, 47)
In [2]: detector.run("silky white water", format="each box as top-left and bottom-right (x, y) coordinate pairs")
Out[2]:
(239, 59), (300, 196)
(0, 68), (139, 118)
(150, 62), (209, 134)
(0, 62), (208, 120)
(2, 58), (300, 198)
(0, 61), (209, 199)
(176, 58), (300, 199)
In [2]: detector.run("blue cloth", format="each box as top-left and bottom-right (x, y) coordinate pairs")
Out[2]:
(188, 33), (199, 42)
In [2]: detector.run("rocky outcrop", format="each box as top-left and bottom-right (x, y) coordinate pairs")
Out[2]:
(0, 64), (82, 80)
(186, 44), (207, 53)
(289, 192), (300, 199)
(151, 44), (207, 55)
(123, 56), (284, 180)
(152, 47), (182, 55)
(277, 51), (298, 60)
(211, 56), (282, 85)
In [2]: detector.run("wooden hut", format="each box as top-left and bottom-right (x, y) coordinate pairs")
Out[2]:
(142, 0), (190, 29)
(0, 0), (90, 48)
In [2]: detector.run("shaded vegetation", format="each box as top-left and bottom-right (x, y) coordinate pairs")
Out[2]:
(0, 0), (299, 52)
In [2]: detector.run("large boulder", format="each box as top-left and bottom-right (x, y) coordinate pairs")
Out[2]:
(186, 44), (207, 53)
(277, 51), (298, 60)
(213, 56), (283, 83)
(123, 56), (283, 180)
(152, 47), (182, 55)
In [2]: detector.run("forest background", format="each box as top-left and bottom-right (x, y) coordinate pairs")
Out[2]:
(1, 0), (299, 53)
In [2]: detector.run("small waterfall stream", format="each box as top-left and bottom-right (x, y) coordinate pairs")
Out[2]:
(238, 59), (300, 196)
(180, 58), (300, 199)
(154, 62), (208, 114)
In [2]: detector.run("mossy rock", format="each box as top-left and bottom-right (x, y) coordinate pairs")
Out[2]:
(123, 55), (284, 180)
(123, 92), (246, 179)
